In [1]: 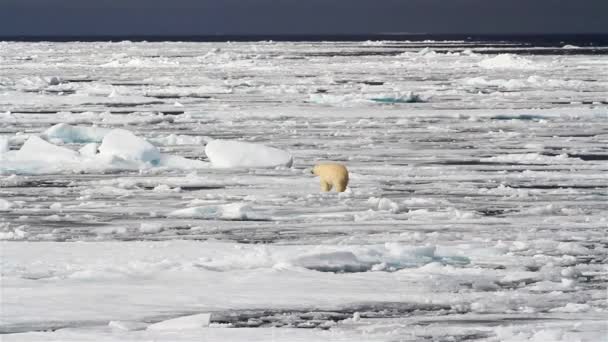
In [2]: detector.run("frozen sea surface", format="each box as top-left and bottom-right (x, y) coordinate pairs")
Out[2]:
(0, 40), (607, 341)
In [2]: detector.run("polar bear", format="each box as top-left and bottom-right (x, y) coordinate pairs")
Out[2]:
(311, 163), (349, 192)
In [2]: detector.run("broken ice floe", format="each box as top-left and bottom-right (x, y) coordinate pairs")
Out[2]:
(309, 91), (425, 106)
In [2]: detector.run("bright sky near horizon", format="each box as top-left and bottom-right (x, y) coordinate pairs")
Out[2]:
(1, 0), (607, 36)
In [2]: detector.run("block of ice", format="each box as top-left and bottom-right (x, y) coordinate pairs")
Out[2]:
(168, 203), (252, 220)
(79, 143), (98, 157)
(98, 129), (161, 164)
(146, 313), (211, 331)
(0, 136), (9, 154)
(43, 123), (110, 143)
(370, 92), (423, 104)
(16, 136), (80, 163)
(108, 320), (148, 331)
(0, 198), (13, 210)
(205, 139), (293, 168)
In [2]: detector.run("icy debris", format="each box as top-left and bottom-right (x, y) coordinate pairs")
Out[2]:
(417, 47), (436, 56)
(1, 128), (209, 174)
(16, 136), (80, 163)
(99, 129), (161, 164)
(481, 153), (578, 164)
(43, 123), (110, 143)
(309, 91), (425, 106)
(168, 203), (253, 220)
(462, 75), (584, 91)
(146, 313), (211, 331)
(199, 243), (466, 273)
(138, 223), (164, 234)
(205, 139), (293, 168)
(219, 203), (252, 220)
(478, 54), (537, 69)
(150, 134), (210, 146)
(158, 154), (210, 169)
(557, 242), (592, 256)
(549, 303), (591, 313)
(560, 267), (582, 279)
(6, 76), (65, 91)
(368, 197), (404, 213)
(152, 184), (180, 192)
(495, 324), (600, 342)
(45, 76), (62, 85)
(101, 57), (179, 68)
(0, 226), (28, 240)
(290, 244), (467, 272)
(145, 85), (232, 98)
(370, 91), (424, 104)
(293, 251), (367, 272)
(0, 198), (13, 210)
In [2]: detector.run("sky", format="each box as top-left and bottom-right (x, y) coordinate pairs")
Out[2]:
(1, 0), (607, 36)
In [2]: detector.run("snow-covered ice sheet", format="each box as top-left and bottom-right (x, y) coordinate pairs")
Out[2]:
(0, 40), (607, 341)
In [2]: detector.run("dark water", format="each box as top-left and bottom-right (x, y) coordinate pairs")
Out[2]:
(2, 33), (608, 46)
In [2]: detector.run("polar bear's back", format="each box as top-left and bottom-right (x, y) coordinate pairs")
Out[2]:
(313, 163), (349, 191)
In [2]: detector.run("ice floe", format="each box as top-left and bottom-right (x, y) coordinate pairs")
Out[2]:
(205, 139), (293, 168)
(98, 129), (161, 164)
(146, 313), (211, 331)
(43, 123), (110, 143)
(16, 136), (81, 163)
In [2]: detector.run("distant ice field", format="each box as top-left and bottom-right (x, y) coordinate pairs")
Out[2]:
(0, 40), (607, 341)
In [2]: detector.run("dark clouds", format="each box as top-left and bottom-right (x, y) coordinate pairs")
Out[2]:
(1, 0), (607, 36)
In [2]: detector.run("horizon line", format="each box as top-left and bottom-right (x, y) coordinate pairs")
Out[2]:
(2, 33), (608, 43)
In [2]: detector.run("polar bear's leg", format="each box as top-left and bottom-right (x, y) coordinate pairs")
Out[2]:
(335, 180), (347, 192)
(320, 180), (332, 192)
